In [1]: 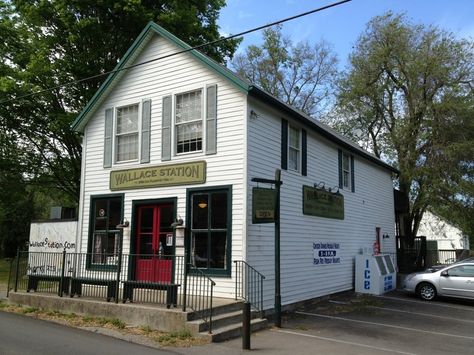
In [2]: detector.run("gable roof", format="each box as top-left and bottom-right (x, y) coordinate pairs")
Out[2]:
(71, 22), (398, 174)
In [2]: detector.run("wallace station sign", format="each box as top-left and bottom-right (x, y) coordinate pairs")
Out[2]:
(110, 161), (206, 190)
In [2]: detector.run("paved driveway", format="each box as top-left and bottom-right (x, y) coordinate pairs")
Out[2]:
(179, 291), (474, 355)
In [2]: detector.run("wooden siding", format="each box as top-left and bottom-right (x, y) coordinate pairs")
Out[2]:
(79, 34), (247, 298)
(246, 98), (396, 309)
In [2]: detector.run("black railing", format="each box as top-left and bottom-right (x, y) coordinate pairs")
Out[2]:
(234, 260), (265, 314)
(396, 236), (427, 273)
(184, 264), (215, 334)
(9, 250), (186, 308)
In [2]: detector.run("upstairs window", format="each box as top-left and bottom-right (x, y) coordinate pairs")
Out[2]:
(288, 125), (301, 171)
(115, 104), (139, 162)
(338, 149), (355, 192)
(342, 152), (350, 189)
(175, 90), (203, 154)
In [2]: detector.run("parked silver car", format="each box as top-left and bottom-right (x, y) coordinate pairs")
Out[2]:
(402, 258), (474, 301)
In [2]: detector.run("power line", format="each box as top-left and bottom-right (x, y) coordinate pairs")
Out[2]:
(0, 0), (352, 105)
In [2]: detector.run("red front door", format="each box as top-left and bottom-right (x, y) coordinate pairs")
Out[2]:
(135, 204), (174, 282)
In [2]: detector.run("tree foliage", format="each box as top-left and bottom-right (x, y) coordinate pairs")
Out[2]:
(0, 0), (238, 254)
(330, 13), (474, 241)
(232, 25), (338, 117)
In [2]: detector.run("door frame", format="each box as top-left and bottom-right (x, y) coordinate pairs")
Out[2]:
(128, 197), (177, 281)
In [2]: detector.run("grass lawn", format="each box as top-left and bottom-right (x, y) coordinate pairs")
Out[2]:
(0, 258), (13, 286)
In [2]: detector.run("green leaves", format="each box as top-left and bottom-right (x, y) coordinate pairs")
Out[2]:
(333, 12), (474, 241)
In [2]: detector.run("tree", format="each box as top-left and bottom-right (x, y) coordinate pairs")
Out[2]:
(330, 13), (474, 242)
(232, 25), (338, 117)
(0, 0), (238, 253)
(0, 0), (239, 202)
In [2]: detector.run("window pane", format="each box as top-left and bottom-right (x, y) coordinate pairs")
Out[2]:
(192, 194), (208, 229)
(289, 147), (299, 171)
(116, 104), (138, 134)
(210, 232), (227, 269)
(289, 126), (299, 148)
(92, 232), (106, 264)
(343, 153), (350, 170)
(159, 206), (174, 233)
(94, 200), (107, 230)
(176, 90), (202, 123)
(192, 232), (208, 268)
(108, 198), (122, 230)
(140, 207), (154, 233)
(343, 171), (350, 188)
(176, 121), (202, 153)
(211, 193), (227, 229)
(116, 133), (138, 161)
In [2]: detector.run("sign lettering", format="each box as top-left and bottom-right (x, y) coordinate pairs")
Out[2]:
(303, 185), (344, 220)
(110, 161), (206, 190)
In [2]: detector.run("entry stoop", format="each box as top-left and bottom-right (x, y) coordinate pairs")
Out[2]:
(186, 301), (268, 342)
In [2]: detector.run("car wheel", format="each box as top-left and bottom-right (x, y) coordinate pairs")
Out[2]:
(417, 283), (437, 301)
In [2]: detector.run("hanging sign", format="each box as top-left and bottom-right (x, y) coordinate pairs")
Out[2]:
(252, 187), (276, 224)
(110, 161), (206, 190)
(303, 185), (344, 220)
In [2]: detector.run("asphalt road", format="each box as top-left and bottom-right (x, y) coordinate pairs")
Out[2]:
(0, 311), (173, 355)
(175, 291), (474, 355)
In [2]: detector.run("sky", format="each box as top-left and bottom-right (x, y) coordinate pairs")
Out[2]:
(218, 0), (474, 67)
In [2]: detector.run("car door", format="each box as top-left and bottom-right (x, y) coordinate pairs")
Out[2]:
(439, 264), (474, 299)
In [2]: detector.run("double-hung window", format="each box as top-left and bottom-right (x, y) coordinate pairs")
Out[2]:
(342, 152), (351, 189)
(338, 149), (354, 192)
(175, 90), (203, 154)
(115, 104), (139, 162)
(288, 125), (301, 171)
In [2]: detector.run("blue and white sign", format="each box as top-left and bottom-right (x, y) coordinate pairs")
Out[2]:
(313, 242), (341, 265)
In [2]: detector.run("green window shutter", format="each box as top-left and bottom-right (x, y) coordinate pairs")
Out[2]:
(103, 108), (113, 168)
(206, 84), (217, 155)
(338, 149), (343, 188)
(141, 99), (151, 164)
(302, 129), (307, 176)
(161, 95), (172, 161)
(281, 119), (288, 170)
(350, 155), (355, 193)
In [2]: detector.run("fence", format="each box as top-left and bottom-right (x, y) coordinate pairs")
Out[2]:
(10, 250), (186, 306)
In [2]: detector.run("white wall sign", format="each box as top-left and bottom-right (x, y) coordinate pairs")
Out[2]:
(313, 242), (341, 265)
(28, 221), (77, 275)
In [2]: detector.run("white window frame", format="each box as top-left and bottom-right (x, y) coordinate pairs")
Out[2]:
(114, 102), (141, 164)
(342, 151), (351, 189)
(174, 88), (204, 156)
(288, 125), (301, 172)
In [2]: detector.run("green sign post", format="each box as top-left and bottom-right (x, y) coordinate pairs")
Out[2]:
(251, 170), (282, 328)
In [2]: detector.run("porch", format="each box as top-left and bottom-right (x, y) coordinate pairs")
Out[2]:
(6, 251), (267, 341)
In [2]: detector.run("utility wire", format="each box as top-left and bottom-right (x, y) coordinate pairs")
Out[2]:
(0, 0), (352, 105)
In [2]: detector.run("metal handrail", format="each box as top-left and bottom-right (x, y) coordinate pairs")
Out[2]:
(234, 260), (265, 314)
(184, 264), (216, 334)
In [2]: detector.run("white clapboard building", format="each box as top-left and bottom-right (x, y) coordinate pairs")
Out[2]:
(71, 22), (398, 310)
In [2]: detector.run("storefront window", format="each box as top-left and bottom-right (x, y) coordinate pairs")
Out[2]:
(189, 187), (231, 275)
(88, 195), (123, 267)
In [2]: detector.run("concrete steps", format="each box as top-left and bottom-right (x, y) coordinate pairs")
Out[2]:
(186, 301), (268, 342)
